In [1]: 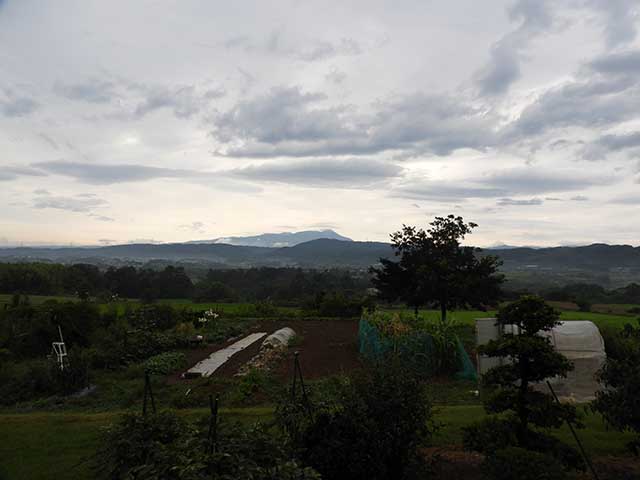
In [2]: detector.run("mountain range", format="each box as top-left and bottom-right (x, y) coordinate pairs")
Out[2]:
(1, 236), (639, 287)
(187, 229), (352, 247)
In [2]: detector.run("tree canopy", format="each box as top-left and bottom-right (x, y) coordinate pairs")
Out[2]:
(370, 215), (503, 319)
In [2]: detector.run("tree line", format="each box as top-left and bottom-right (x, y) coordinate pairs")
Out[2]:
(0, 263), (371, 303)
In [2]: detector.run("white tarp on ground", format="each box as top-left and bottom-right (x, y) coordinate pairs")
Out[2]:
(262, 327), (296, 349)
(476, 319), (606, 402)
(187, 332), (267, 377)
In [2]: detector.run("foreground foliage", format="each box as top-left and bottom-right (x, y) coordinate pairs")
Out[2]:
(94, 411), (319, 480)
(464, 296), (584, 477)
(371, 215), (503, 320)
(278, 360), (436, 480)
(593, 319), (640, 454)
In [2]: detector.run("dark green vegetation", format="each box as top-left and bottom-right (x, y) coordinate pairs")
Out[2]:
(94, 411), (320, 480)
(0, 263), (371, 304)
(3, 239), (640, 287)
(593, 319), (640, 454)
(280, 360), (435, 480)
(464, 297), (584, 478)
(1, 216), (640, 480)
(371, 215), (503, 319)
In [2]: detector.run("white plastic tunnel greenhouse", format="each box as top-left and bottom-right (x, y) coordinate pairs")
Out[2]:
(476, 319), (606, 402)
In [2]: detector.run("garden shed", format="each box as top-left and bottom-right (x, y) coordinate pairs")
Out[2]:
(476, 318), (606, 402)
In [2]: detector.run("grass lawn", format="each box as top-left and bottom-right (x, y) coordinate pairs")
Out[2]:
(0, 293), (79, 306)
(384, 307), (637, 331)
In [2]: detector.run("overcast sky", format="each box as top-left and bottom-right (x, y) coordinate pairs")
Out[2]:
(2, 0), (640, 247)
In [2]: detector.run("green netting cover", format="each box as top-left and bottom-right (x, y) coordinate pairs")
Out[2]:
(358, 318), (477, 381)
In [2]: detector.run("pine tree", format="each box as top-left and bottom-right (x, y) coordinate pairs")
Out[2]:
(464, 296), (584, 473)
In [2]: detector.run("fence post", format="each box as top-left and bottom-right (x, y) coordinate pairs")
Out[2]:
(142, 370), (156, 416)
(207, 394), (219, 454)
(546, 381), (600, 480)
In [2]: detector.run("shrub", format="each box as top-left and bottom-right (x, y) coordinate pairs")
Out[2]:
(464, 296), (584, 471)
(482, 447), (566, 480)
(143, 351), (187, 375)
(94, 411), (319, 480)
(0, 350), (90, 405)
(281, 360), (435, 480)
(303, 292), (371, 317)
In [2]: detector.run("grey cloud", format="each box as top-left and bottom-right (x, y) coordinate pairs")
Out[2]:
(497, 197), (543, 206)
(297, 38), (362, 62)
(505, 74), (640, 140)
(98, 239), (116, 245)
(570, 195), (589, 201)
(33, 189), (50, 195)
(133, 84), (224, 119)
(214, 87), (495, 158)
(0, 166), (47, 181)
(38, 133), (60, 150)
(586, 0), (638, 49)
(481, 168), (612, 194)
(392, 167), (613, 202)
(222, 33), (362, 62)
(212, 86), (352, 145)
(54, 79), (117, 103)
(392, 181), (506, 202)
(30, 160), (262, 193)
(610, 194), (640, 205)
(33, 160), (195, 184)
(33, 195), (108, 213)
(581, 131), (640, 160)
(230, 158), (403, 187)
(476, 0), (552, 96)
(588, 50), (640, 75)
(1, 93), (38, 117)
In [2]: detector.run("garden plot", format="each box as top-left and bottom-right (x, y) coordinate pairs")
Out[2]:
(185, 332), (267, 378)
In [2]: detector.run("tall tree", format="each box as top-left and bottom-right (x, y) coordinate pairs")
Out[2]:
(370, 215), (503, 319)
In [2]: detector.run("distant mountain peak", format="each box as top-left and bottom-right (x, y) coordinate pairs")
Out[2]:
(189, 229), (353, 248)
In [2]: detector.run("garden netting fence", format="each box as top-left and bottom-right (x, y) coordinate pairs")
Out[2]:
(358, 317), (477, 380)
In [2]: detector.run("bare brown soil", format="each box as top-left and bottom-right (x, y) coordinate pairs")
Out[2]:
(170, 318), (361, 383)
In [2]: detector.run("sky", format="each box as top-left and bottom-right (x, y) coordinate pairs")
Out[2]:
(1, 0), (640, 247)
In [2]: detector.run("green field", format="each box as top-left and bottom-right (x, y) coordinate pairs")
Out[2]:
(0, 406), (633, 480)
(385, 307), (638, 331)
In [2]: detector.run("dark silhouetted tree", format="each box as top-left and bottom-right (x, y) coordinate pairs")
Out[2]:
(370, 215), (503, 319)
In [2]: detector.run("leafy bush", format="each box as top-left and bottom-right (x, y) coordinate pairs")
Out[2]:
(482, 447), (566, 480)
(0, 350), (90, 405)
(144, 351), (187, 375)
(303, 292), (372, 317)
(94, 411), (319, 480)
(280, 360), (435, 480)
